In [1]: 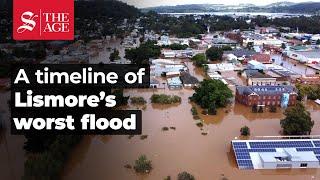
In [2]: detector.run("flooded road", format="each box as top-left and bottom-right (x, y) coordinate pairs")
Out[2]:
(62, 89), (320, 180)
(272, 54), (317, 75)
(0, 91), (25, 180)
(0, 53), (319, 180)
(62, 56), (320, 180)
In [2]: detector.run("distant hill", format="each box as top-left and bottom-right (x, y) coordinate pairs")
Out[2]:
(75, 0), (140, 19)
(142, 1), (320, 14)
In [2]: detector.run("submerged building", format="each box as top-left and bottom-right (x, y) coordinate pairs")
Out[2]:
(235, 85), (297, 107)
(231, 139), (320, 170)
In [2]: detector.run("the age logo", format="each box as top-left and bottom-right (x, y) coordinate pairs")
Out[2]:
(13, 0), (74, 40)
(17, 11), (38, 34)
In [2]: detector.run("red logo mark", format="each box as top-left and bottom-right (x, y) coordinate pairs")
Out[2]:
(13, 0), (74, 40)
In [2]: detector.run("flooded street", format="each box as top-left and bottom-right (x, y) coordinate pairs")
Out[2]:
(272, 54), (317, 75)
(0, 53), (319, 180)
(62, 88), (320, 180)
(0, 91), (25, 180)
(62, 57), (320, 180)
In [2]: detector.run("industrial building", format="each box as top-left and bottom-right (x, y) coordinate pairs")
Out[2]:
(232, 139), (320, 170)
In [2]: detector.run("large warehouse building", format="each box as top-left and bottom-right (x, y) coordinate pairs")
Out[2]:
(231, 139), (320, 170)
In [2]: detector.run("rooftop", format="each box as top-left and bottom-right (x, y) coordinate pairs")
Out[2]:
(224, 49), (256, 57)
(295, 50), (320, 59)
(167, 77), (182, 86)
(232, 139), (320, 170)
(236, 85), (296, 96)
(180, 72), (199, 85)
(250, 53), (271, 64)
(244, 69), (273, 79)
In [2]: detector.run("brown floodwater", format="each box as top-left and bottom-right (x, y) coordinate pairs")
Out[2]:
(1, 56), (320, 180)
(61, 86), (320, 180)
(0, 91), (25, 180)
(62, 58), (320, 180)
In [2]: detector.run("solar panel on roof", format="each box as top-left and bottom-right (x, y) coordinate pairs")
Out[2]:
(313, 141), (320, 147)
(249, 141), (313, 148)
(237, 159), (254, 169)
(232, 139), (320, 170)
(296, 148), (320, 154)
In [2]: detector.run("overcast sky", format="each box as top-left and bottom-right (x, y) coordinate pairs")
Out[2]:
(120, 0), (317, 8)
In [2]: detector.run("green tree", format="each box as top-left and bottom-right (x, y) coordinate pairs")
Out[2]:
(130, 96), (147, 104)
(296, 84), (320, 100)
(168, 43), (188, 50)
(240, 126), (250, 136)
(177, 171), (195, 180)
(191, 53), (207, 67)
(134, 155), (152, 174)
(125, 40), (160, 64)
(191, 79), (233, 109)
(316, 39), (320, 45)
(110, 48), (120, 62)
(205, 47), (223, 61)
(208, 103), (217, 115)
(150, 94), (181, 104)
(280, 102), (314, 135)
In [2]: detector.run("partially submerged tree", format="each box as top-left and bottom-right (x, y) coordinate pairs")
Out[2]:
(191, 53), (207, 67)
(177, 171), (195, 180)
(240, 126), (250, 136)
(205, 47), (223, 61)
(280, 102), (314, 135)
(134, 155), (152, 174)
(191, 79), (233, 109)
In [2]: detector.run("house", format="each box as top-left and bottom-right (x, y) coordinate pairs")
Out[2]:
(163, 51), (176, 58)
(151, 59), (176, 65)
(167, 77), (183, 89)
(180, 72), (199, 88)
(242, 33), (283, 47)
(247, 60), (266, 71)
(235, 85), (297, 107)
(150, 64), (187, 77)
(264, 70), (291, 85)
(157, 35), (170, 46)
(255, 26), (279, 34)
(207, 72), (228, 85)
(249, 53), (272, 64)
(211, 37), (238, 48)
(223, 49), (256, 61)
(311, 35), (320, 45)
(243, 70), (277, 86)
(225, 31), (243, 44)
(206, 63), (236, 73)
